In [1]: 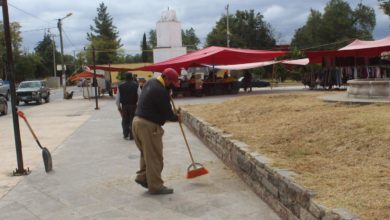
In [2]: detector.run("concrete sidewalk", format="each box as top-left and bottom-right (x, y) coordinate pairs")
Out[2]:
(0, 94), (280, 219)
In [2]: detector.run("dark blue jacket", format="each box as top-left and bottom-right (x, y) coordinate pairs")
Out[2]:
(135, 78), (178, 125)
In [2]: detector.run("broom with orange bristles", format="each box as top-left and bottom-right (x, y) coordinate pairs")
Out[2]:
(170, 97), (208, 179)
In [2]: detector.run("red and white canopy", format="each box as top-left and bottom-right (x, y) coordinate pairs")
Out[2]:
(135, 46), (287, 72)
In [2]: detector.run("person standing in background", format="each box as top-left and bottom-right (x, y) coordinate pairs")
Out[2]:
(243, 70), (252, 92)
(116, 72), (138, 140)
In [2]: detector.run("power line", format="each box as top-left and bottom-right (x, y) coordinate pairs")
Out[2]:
(8, 3), (52, 25)
(299, 34), (373, 51)
(62, 29), (76, 48)
(21, 27), (56, 33)
(301, 39), (352, 50)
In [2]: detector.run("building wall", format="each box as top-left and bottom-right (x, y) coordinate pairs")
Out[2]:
(153, 10), (187, 64)
(153, 47), (187, 63)
(156, 21), (182, 48)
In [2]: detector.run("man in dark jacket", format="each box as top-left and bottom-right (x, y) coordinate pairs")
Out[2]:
(116, 73), (138, 140)
(243, 70), (252, 92)
(132, 68), (180, 195)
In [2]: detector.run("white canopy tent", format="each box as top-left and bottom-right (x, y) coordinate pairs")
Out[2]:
(205, 58), (309, 70)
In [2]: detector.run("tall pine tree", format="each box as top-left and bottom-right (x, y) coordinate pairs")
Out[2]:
(141, 33), (149, 62)
(87, 2), (122, 64)
(148, 29), (157, 48)
(34, 32), (59, 78)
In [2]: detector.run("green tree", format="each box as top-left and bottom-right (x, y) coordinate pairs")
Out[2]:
(74, 51), (87, 72)
(274, 63), (287, 82)
(87, 2), (122, 64)
(206, 9), (276, 49)
(148, 29), (157, 48)
(291, 0), (375, 50)
(148, 27), (200, 50)
(125, 54), (142, 63)
(0, 22), (23, 79)
(141, 33), (151, 62)
(353, 3), (376, 38)
(34, 32), (60, 77)
(14, 53), (41, 82)
(63, 54), (76, 76)
(378, 0), (390, 17)
(182, 28), (200, 50)
(320, 0), (356, 45)
(290, 9), (323, 49)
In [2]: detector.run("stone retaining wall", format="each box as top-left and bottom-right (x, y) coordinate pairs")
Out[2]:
(182, 110), (358, 220)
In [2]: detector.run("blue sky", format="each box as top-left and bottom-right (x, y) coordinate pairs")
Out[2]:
(4, 0), (390, 55)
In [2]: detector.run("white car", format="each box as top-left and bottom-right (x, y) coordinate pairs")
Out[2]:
(0, 95), (7, 115)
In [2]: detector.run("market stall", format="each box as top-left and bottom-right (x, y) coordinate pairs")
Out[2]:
(68, 71), (106, 98)
(304, 35), (390, 91)
(135, 46), (287, 96)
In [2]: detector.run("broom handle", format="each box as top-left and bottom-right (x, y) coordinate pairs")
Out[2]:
(17, 111), (44, 150)
(170, 97), (196, 163)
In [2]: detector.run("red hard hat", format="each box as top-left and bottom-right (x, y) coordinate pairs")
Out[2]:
(162, 68), (180, 87)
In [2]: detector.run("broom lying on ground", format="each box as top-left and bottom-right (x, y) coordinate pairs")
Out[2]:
(170, 97), (208, 179)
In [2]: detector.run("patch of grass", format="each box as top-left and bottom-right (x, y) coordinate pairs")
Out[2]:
(185, 92), (390, 220)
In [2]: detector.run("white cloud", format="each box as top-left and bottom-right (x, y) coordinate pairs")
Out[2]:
(263, 5), (285, 21)
(5, 0), (389, 55)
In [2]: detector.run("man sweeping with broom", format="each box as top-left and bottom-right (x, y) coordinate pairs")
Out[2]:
(132, 68), (181, 195)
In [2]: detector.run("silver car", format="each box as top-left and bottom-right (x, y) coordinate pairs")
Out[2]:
(0, 79), (10, 99)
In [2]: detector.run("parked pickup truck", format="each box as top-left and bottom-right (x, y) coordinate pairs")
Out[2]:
(16, 80), (50, 105)
(0, 79), (10, 100)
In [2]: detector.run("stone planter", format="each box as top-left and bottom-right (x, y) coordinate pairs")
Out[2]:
(347, 79), (390, 99)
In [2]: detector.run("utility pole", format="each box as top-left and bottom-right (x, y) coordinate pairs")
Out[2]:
(49, 31), (57, 77)
(226, 4), (230, 48)
(57, 13), (72, 99)
(1, 0), (29, 175)
(73, 50), (76, 70)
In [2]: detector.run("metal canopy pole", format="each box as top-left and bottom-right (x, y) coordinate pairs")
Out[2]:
(92, 46), (99, 110)
(1, 0), (29, 175)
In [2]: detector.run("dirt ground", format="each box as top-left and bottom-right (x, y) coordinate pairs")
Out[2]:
(184, 91), (390, 220)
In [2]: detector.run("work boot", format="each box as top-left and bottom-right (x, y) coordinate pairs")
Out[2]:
(150, 186), (174, 195)
(135, 179), (148, 188)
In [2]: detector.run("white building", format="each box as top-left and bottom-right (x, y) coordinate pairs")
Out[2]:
(153, 9), (187, 63)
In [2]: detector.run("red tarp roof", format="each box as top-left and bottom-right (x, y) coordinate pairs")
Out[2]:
(339, 36), (390, 50)
(305, 35), (390, 63)
(69, 71), (104, 82)
(135, 46), (287, 72)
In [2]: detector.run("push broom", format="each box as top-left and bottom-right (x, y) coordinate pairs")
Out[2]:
(170, 97), (208, 179)
(17, 111), (53, 173)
